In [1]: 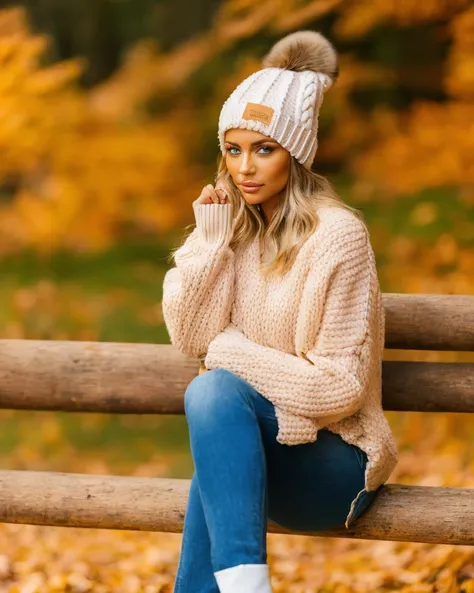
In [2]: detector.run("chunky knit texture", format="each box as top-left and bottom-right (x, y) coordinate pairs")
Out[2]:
(162, 202), (399, 528)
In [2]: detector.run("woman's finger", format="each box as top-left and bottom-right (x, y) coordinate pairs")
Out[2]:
(195, 184), (227, 205)
(215, 188), (228, 203)
(209, 188), (224, 203)
(202, 187), (218, 203)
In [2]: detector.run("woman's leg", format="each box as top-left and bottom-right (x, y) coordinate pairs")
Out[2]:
(248, 382), (379, 532)
(175, 368), (379, 591)
(173, 472), (219, 593)
(182, 368), (271, 592)
(263, 426), (377, 532)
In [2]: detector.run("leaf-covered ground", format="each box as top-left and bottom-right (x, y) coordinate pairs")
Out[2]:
(1, 524), (473, 592)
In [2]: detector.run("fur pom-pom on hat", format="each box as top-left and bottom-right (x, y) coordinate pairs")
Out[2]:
(262, 30), (338, 82)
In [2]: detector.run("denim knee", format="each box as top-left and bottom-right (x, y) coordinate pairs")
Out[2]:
(184, 368), (249, 423)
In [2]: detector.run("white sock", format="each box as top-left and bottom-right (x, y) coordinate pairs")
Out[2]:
(214, 563), (273, 593)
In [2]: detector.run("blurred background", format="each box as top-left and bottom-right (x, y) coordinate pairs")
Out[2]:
(0, 1), (473, 590)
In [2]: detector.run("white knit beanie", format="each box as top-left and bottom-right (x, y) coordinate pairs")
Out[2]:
(218, 31), (338, 170)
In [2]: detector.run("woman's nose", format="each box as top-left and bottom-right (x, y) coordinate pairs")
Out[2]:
(239, 153), (255, 173)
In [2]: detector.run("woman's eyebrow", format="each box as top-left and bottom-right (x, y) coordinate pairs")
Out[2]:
(225, 139), (277, 146)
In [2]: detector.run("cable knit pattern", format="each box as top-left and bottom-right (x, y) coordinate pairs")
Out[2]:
(217, 68), (332, 170)
(300, 72), (317, 128)
(161, 203), (399, 529)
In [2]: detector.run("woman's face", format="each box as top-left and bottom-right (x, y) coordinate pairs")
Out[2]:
(224, 129), (290, 215)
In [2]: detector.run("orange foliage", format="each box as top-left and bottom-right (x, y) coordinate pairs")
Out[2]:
(0, 7), (203, 254)
(1, 1), (473, 254)
(354, 101), (474, 194)
(333, 0), (471, 38)
(343, 4), (474, 196)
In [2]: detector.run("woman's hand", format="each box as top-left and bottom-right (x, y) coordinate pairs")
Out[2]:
(193, 183), (229, 206)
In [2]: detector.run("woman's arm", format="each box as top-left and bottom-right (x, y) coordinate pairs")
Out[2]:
(205, 220), (380, 423)
(161, 203), (235, 360)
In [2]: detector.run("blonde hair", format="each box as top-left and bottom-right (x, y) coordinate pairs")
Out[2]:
(167, 154), (366, 280)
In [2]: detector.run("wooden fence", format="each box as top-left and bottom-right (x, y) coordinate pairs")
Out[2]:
(0, 293), (473, 545)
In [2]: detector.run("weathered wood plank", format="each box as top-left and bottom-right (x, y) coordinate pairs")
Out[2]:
(382, 361), (474, 412)
(383, 293), (474, 351)
(0, 471), (472, 545)
(0, 340), (473, 413)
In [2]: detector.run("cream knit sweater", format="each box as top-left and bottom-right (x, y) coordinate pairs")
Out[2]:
(162, 202), (399, 528)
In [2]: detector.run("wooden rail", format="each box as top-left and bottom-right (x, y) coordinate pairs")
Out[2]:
(383, 293), (474, 350)
(0, 471), (472, 545)
(0, 346), (473, 414)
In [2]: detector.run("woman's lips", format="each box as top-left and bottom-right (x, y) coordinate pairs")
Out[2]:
(241, 184), (263, 193)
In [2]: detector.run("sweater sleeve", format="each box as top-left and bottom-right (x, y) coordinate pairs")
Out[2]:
(204, 220), (378, 425)
(161, 203), (235, 360)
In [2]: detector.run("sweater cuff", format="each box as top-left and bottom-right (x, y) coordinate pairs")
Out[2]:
(274, 407), (319, 445)
(192, 203), (234, 246)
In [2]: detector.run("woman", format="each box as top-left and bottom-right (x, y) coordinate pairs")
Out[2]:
(162, 30), (399, 593)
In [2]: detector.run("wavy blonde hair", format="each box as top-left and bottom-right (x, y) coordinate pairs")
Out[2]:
(167, 153), (366, 280)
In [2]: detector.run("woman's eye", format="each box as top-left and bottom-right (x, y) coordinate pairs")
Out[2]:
(226, 146), (273, 155)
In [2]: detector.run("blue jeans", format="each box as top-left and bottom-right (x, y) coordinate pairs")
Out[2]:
(174, 368), (380, 593)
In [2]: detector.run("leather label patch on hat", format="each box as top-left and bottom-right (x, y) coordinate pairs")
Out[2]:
(242, 102), (274, 126)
